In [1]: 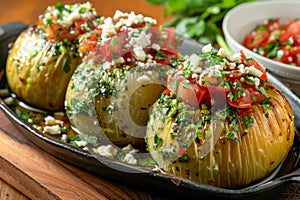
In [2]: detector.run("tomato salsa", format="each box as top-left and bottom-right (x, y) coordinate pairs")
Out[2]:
(37, 2), (101, 42)
(243, 18), (300, 66)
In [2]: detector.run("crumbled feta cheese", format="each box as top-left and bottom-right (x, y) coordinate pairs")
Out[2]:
(123, 153), (137, 165)
(217, 48), (231, 58)
(229, 52), (241, 62)
(126, 11), (145, 26)
(133, 31), (151, 48)
(100, 17), (117, 40)
(246, 65), (263, 78)
(113, 10), (126, 20)
(75, 140), (88, 147)
(61, 134), (67, 142)
(238, 64), (245, 74)
(122, 144), (139, 154)
(228, 62), (236, 70)
(3, 97), (14, 105)
(247, 76), (260, 86)
(44, 116), (63, 126)
(133, 45), (147, 61)
(208, 65), (222, 77)
(43, 2), (97, 29)
(151, 43), (161, 51)
(43, 125), (61, 135)
(144, 17), (157, 24)
(96, 145), (118, 158)
(187, 54), (201, 70)
(202, 44), (213, 53)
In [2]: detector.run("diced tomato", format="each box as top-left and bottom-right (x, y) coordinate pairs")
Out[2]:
(227, 84), (266, 109)
(286, 19), (300, 38)
(244, 18), (300, 67)
(227, 90), (252, 109)
(74, 19), (85, 33)
(263, 19), (281, 32)
(163, 89), (171, 95)
(243, 30), (269, 49)
(79, 29), (102, 54)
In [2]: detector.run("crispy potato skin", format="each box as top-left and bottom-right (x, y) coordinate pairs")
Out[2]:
(146, 83), (294, 188)
(6, 27), (81, 111)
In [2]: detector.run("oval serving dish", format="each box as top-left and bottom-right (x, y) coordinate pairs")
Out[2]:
(1, 21), (300, 199)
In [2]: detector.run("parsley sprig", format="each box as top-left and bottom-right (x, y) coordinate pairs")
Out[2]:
(145, 0), (258, 51)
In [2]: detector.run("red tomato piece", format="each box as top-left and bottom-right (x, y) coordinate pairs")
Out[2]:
(243, 30), (269, 49)
(240, 51), (267, 81)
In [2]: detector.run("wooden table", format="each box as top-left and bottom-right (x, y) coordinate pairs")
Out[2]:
(1, 0), (300, 199)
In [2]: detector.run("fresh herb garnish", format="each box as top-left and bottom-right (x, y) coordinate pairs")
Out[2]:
(153, 134), (163, 150)
(145, 0), (258, 51)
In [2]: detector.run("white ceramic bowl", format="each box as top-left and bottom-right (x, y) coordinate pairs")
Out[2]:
(223, 0), (300, 96)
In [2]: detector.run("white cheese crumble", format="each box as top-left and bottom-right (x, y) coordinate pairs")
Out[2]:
(186, 54), (202, 71)
(44, 116), (63, 126)
(202, 44), (213, 53)
(43, 125), (61, 135)
(217, 48), (231, 59)
(133, 45), (147, 61)
(42, 2), (97, 29)
(247, 76), (261, 86)
(246, 65), (263, 78)
(100, 17), (117, 40)
(3, 97), (14, 105)
(132, 31), (151, 48)
(123, 153), (137, 165)
(229, 52), (241, 62)
(151, 43), (161, 51)
(96, 145), (118, 158)
(122, 144), (139, 154)
(74, 140), (88, 147)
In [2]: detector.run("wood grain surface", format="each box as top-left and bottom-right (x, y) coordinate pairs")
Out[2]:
(1, 0), (300, 199)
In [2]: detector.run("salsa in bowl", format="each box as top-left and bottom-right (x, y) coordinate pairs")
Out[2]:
(223, 0), (300, 96)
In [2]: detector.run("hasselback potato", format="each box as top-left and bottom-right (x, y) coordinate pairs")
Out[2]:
(6, 2), (101, 111)
(146, 45), (294, 188)
(65, 11), (173, 146)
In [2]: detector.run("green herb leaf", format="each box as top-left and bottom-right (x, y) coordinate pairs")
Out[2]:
(153, 134), (163, 150)
(225, 131), (239, 142)
(62, 57), (71, 73)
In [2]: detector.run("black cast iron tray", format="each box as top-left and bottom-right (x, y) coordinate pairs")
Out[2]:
(1, 21), (300, 200)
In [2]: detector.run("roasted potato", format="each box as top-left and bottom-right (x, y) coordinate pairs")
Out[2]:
(6, 27), (82, 110)
(6, 2), (100, 111)
(65, 11), (175, 146)
(146, 46), (295, 188)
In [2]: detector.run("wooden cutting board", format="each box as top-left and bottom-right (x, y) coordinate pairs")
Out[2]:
(0, 109), (166, 200)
